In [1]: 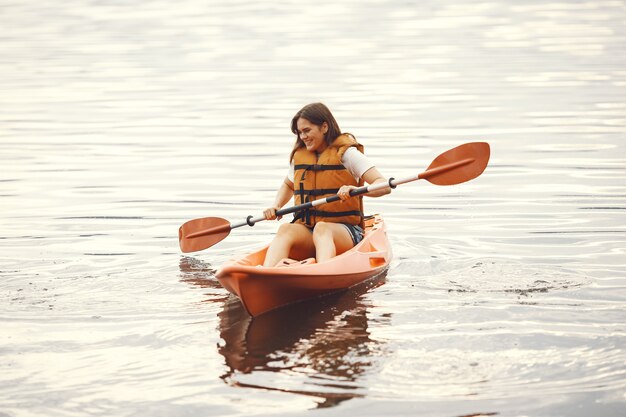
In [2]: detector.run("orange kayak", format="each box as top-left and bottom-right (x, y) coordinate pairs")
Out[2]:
(216, 214), (392, 316)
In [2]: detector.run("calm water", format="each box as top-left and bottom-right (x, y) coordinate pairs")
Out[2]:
(2, 0), (625, 416)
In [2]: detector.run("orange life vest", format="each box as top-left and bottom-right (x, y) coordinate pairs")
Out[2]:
(292, 134), (365, 228)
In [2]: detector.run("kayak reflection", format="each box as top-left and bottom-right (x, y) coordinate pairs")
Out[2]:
(217, 272), (389, 409)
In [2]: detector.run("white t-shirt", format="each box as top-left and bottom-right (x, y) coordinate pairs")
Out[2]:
(287, 147), (375, 183)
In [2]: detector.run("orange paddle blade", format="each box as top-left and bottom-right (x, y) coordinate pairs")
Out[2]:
(179, 217), (231, 253)
(419, 142), (490, 185)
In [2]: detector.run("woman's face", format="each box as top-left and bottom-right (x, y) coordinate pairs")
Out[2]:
(296, 117), (328, 153)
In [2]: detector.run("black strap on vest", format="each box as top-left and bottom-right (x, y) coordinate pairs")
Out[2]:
(291, 209), (363, 225)
(294, 188), (340, 197)
(294, 164), (345, 172)
(311, 209), (363, 218)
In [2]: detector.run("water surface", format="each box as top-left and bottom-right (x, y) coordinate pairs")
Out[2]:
(1, 1), (625, 416)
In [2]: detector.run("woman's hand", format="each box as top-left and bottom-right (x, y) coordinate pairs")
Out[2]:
(263, 207), (283, 221)
(337, 185), (357, 201)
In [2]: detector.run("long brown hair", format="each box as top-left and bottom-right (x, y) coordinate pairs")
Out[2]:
(289, 103), (342, 161)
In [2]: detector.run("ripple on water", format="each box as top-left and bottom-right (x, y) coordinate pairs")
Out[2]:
(439, 259), (590, 296)
(368, 259), (626, 405)
(373, 343), (626, 401)
(1, 0), (625, 415)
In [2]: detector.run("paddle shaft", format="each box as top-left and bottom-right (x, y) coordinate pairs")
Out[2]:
(226, 157), (475, 231)
(180, 141), (489, 251)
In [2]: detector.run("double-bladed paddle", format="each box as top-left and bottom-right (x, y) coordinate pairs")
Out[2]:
(179, 141), (490, 253)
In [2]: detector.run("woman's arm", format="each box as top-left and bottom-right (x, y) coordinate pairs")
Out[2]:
(338, 148), (390, 199)
(361, 167), (391, 197)
(263, 177), (294, 220)
(337, 166), (391, 200)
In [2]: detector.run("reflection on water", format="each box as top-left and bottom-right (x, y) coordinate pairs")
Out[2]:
(181, 256), (388, 408)
(183, 256), (389, 409)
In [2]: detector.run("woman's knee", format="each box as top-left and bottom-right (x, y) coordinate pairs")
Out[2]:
(312, 222), (334, 241)
(313, 222), (354, 253)
(276, 223), (294, 235)
(275, 223), (309, 240)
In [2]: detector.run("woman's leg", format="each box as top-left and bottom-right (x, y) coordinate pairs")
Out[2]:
(263, 223), (315, 266)
(312, 222), (355, 263)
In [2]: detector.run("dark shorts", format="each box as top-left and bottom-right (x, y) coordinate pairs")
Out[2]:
(310, 222), (364, 246)
(342, 223), (364, 246)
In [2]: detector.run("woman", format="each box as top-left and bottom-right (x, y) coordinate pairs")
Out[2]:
(263, 103), (390, 267)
